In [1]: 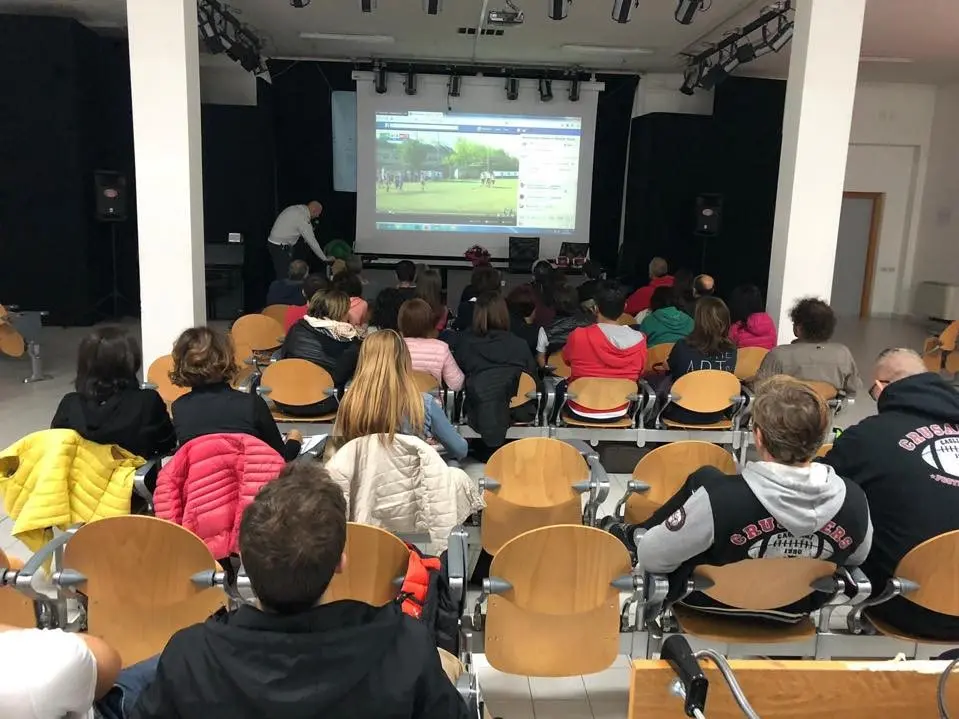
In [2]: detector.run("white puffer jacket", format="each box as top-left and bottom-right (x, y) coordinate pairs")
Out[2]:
(325, 434), (484, 550)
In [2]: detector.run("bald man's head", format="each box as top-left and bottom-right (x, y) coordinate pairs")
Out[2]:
(694, 274), (715, 297)
(649, 257), (668, 280)
(307, 201), (324, 218)
(870, 348), (928, 401)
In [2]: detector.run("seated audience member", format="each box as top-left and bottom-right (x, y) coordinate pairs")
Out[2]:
(281, 291), (361, 415)
(454, 265), (501, 331)
(452, 293), (541, 448)
(637, 287), (693, 349)
(0, 623), (158, 719)
(615, 376), (872, 623)
(345, 253), (365, 278)
(395, 259), (417, 300)
(821, 349), (959, 640)
(131, 464), (471, 719)
(52, 326), (175, 463)
(171, 327), (301, 460)
(505, 284), (542, 357)
(625, 257), (674, 316)
(399, 299), (465, 391)
(335, 330), (467, 460)
(367, 287), (406, 334)
(458, 253), (491, 306)
(536, 285), (595, 366)
(530, 260), (559, 326)
(671, 268), (697, 316)
(563, 282), (648, 421)
(266, 259), (309, 307)
(414, 268), (449, 331)
(757, 297), (861, 396)
(577, 260), (603, 310)
(332, 271), (368, 327)
(728, 284), (777, 350)
(693, 274), (715, 298)
(284, 273), (328, 332)
(665, 297), (738, 425)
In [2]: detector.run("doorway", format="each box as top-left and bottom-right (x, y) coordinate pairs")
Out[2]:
(831, 192), (884, 318)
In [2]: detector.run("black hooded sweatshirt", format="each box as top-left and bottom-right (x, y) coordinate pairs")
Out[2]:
(130, 601), (470, 719)
(821, 372), (959, 640)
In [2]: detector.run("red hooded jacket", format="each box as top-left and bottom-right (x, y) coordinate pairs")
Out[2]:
(625, 275), (674, 316)
(154, 434), (285, 558)
(729, 312), (778, 350)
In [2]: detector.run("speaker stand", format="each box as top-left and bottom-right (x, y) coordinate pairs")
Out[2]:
(95, 223), (128, 320)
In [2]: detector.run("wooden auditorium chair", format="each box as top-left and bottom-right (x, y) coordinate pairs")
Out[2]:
(816, 443), (833, 459)
(21, 516), (227, 667)
(0, 303), (51, 382)
(144, 354), (190, 408)
(261, 303), (291, 327)
(800, 380), (854, 425)
(231, 313), (285, 378)
(259, 358), (338, 427)
(0, 549), (38, 628)
(922, 320), (959, 375)
(468, 524), (634, 678)
(733, 346), (768, 383)
(553, 377), (645, 443)
(643, 342), (673, 376)
(457, 371), (545, 439)
(654, 370), (748, 453)
(628, 658), (959, 718)
(844, 529), (959, 659)
(479, 438), (609, 557)
(617, 312), (637, 326)
(0, 304), (25, 359)
(644, 558), (846, 659)
(545, 350), (571, 379)
(614, 441), (738, 526)
(412, 370), (453, 418)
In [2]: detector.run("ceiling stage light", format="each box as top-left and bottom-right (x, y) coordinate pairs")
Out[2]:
(611, 0), (639, 24)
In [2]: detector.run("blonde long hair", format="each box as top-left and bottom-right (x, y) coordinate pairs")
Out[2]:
(333, 329), (425, 444)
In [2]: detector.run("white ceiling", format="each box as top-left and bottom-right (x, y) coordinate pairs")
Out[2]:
(1, 0), (959, 82)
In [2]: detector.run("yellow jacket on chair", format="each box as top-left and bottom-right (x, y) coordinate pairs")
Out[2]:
(0, 429), (143, 550)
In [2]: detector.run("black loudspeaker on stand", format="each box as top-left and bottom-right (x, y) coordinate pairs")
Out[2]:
(694, 193), (723, 272)
(94, 170), (129, 319)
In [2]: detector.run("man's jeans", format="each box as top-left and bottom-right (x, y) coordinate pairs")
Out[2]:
(95, 655), (160, 719)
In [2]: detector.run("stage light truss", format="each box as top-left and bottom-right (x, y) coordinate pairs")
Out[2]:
(678, 0), (793, 95)
(197, 0), (264, 73)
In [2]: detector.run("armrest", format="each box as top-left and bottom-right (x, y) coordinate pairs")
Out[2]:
(446, 525), (469, 607)
(654, 392), (677, 428)
(140, 381), (158, 391)
(133, 458), (162, 504)
(847, 576), (918, 634)
(612, 479), (651, 521)
(582, 453), (611, 526)
(815, 566), (871, 633)
(256, 385), (272, 396)
(16, 533), (77, 600)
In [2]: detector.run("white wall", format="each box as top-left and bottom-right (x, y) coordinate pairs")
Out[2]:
(843, 82), (936, 315)
(914, 84), (959, 292)
(633, 73), (714, 117)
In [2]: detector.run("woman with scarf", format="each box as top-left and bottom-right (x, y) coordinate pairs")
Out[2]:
(279, 290), (362, 416)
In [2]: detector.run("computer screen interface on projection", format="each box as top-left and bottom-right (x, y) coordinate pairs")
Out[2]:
(374, 111), (582, 235)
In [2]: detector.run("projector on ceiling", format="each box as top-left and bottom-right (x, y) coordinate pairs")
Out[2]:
(487, 7), (525, 25)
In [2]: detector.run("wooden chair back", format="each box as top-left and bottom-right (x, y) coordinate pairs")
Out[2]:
(232, 313), (284, 353)
(260, 359), (335, 408)
(695, 558), (836, 610)
(482, 438), (588, 554)
(923, 336), (943, 372)
(61, 516), (226, 667)
(617, 313), (636, 326)
(509, 371), (537, 409)
(801, 380), (839, 401)
(0, 549), (36, 628)
(547, 351), (571, 379)
(816, 443), (833, 459)
(628, 659), (959, 719)
(146, 355), (190, 405)
(734, 347), (768, 381)
(323, 523), (410, 606)
(670, 370), (741, 414)
(644, 343), (673, 375)
(566, 377), (637, 413)
(412, 370), (439, 394)
(940, 321), (959, 352)
(893, 530), (959, 616)
(486, 525), (631, 676)
(627, 441), (737, 524)
(0, 306), (25, 358)
(261, 304), (290, 326)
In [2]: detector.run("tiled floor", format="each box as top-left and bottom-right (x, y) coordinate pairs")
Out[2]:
(0, 315), (935, 718)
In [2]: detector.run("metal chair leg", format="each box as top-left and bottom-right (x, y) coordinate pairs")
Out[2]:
(23, 342), (52, 383)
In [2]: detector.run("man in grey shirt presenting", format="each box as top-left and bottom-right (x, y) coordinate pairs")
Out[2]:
(268, 201), (328, 280)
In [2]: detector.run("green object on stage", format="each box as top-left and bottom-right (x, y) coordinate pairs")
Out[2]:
(325, 239), (353, 260)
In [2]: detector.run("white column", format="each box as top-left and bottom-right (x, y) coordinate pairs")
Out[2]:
(127, 0), (206, 366)
(766, 0), (866, 343)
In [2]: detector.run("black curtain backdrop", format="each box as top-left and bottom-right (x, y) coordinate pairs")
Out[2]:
(590, 75), (640, 270)
(621, 77), (786, 299)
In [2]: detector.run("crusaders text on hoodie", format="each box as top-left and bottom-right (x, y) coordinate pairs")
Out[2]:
(821, 371), (959, 640)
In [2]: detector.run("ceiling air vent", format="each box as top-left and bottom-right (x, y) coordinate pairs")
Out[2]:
(456, 26), (505, 36)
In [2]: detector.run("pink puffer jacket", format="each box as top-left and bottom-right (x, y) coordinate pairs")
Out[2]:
(154, 434), (285, 558)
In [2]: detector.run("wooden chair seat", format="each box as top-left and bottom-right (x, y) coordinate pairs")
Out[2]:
(413, 370), (440, 394)
(0, 550), (35, 628)
(670, 370), (741, 415)
(644, 343), (673, 375)
(323, 523), (409, 606)
(482, 438), (590, 555)
(816, 443), (833, 459)
(865, 613), (956, 645)
(486, 525), (631, 676)
(801, 380), (839, 401)
(146, 355), (190, 406)
(563, 416), (634, 429)
(232, 313), (285, 353)
(673, 604), (817, 643)
(617, 313), (636, 326)
(62, 516), (227, 667)
(261, 304), (291, 326)
(662, 418), (733, 430)
(509, 371), (537, 409)
(734, 346), (769, 381)
(271, 410), (337, 423)
(260, 359), (335, 410)
(547, 351), (571, 379)
(0, 324), (25, 358)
